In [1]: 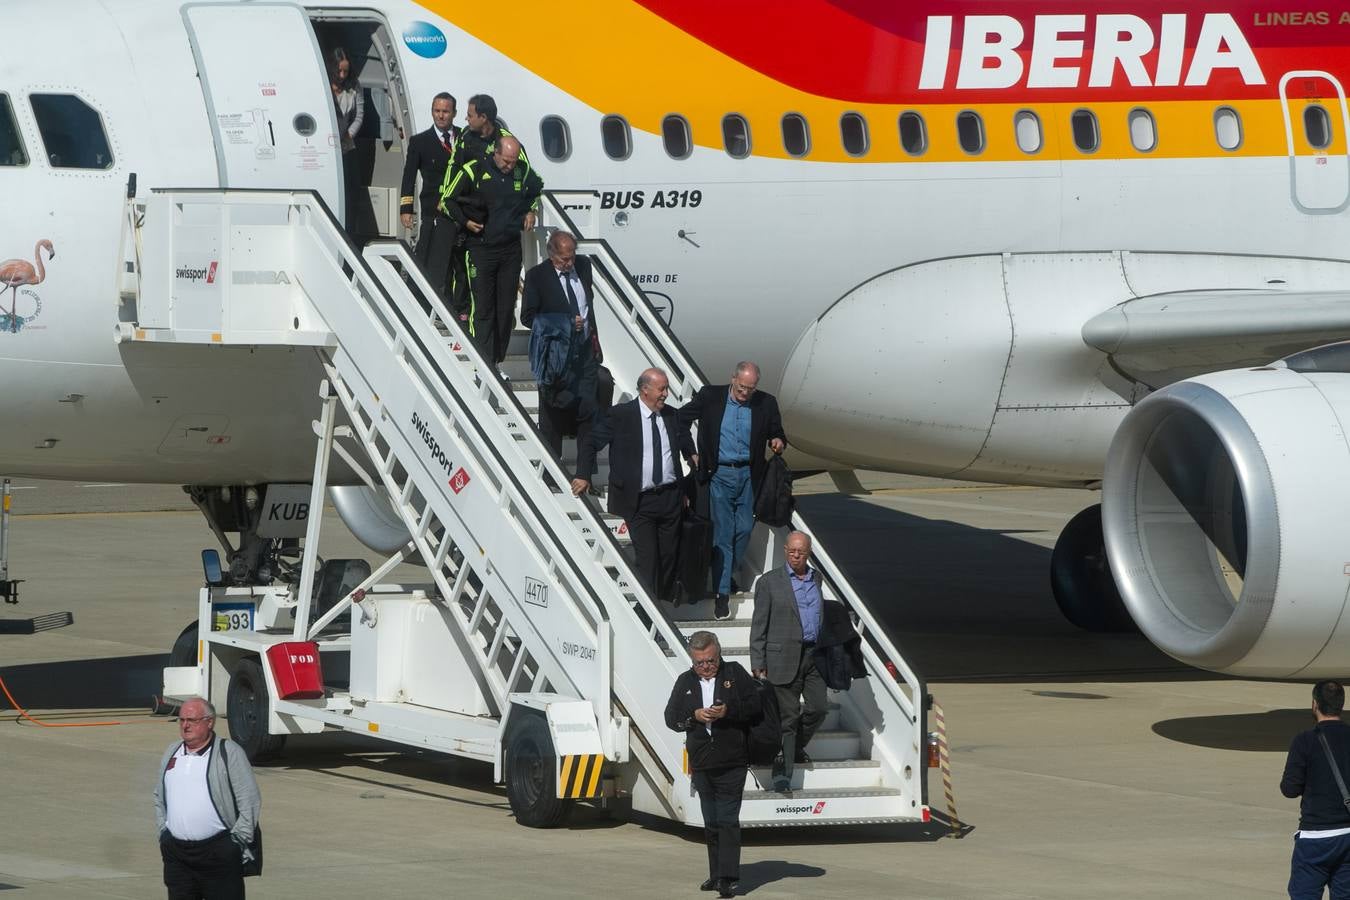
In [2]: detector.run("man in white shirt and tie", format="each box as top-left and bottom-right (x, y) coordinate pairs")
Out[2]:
(573, 367), (694, 602)
(521, 231), (602, 457)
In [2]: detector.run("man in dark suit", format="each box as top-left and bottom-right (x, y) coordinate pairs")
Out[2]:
(572, 368), (694, 603)
(680, 362), (786, 619)
(521, 232), (601, 458)
(399, 93), (462, 313)
(750, 530), (828, 791)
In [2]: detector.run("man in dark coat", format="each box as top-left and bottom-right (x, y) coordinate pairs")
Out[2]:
(399, 93), (459, 274)
(679, 362), (785, 618)
(571, 367), (693, 603)
(1283, 680), (1350, 899)
(520, 231), (600, 459)
(665, 631), (761, 898)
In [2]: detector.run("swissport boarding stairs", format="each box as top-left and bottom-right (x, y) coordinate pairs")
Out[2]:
(131, 188), (930, 829)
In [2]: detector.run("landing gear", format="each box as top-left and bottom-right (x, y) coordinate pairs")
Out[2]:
(227, 657), (287, 761)
(1050, 504), (1137, 633)
(504, 711), (572, 828)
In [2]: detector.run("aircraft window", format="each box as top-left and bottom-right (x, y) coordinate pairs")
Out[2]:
(840, 112), (868, 156)
(1128, 109), (1157, 152)
(1014, 110), (1042, 154)
(899, 111), (927, 156)
(600, 114), (631, 161)
(1214, 107), (1243, 151)
(722, 114), (751, 159)
(956, 111), (984, 155)
(30, 93), (112, 169)
(540, 115), (571, 162)
(781, 113), (810, 157)
(0, 94), (27, 166)
(1071, 109), (1099, 153)
(1305, 104), (1333, 150)
(662, 115), (692, 160)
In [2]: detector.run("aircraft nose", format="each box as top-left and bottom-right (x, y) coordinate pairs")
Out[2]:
(778, 257), (1013, 475)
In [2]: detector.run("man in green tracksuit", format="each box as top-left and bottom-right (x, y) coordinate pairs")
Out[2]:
(440, 134), (543, 371)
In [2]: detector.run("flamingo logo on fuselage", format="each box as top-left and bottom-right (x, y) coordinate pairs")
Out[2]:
(0, 239), (54, 333)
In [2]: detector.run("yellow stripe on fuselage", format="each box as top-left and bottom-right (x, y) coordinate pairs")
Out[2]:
(426, 1), (1341, 164)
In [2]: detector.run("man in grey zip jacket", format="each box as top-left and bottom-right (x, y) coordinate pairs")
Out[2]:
(153, 696), (260, 898)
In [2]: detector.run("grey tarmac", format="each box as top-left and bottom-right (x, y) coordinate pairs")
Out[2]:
(0, 475), (1299, 898)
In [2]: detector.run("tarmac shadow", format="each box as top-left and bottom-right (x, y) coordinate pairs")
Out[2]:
(736, 860), (825, 893)
(1152, 708), (1308, 751)
(0, 653), (164, 710)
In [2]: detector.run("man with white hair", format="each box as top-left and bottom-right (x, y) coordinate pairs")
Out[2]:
(153, 696), (261, 899)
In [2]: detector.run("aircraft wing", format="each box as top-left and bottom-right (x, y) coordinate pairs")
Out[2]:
(1081, 289), (1350, 388)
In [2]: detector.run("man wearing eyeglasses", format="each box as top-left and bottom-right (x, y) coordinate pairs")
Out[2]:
(679, 362), (786, 619)
(665, 631), (762, 898)
(153, 697), (261, 899)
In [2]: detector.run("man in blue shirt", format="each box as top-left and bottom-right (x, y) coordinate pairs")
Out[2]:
(680, 362), (786, 619)
(749, 531), (827, 790)
(1283, 680), (1350, 899)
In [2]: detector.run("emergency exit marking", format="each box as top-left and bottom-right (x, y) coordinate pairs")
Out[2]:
(449, 468), (470, 494)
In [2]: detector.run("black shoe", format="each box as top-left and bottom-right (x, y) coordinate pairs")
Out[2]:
(714, 594), (730, 619)
(794, 748), (812, 765)
(699, 878), (718, 892)
(718, 879), (738, 898)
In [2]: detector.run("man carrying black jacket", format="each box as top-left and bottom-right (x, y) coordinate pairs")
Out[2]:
(665, 631), (761, 898)
(1282, 680), (1350, 899)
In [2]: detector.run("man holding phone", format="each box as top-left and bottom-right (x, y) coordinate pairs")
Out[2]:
(665, 631), (762, 898)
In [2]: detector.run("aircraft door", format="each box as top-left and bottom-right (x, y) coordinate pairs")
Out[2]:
(1279, 71), (1350, 213)
(183, 2), (344, 219)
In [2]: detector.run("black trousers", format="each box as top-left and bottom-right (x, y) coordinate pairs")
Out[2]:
(538, 338), (599, 459)
(420, 214), (467, 317)
(466, 240), (522, 365)
(692, 765), (745, 881)
(776, 645), (828, 747)
(630, 481), (682, 602)
(161, 830), (244, 900)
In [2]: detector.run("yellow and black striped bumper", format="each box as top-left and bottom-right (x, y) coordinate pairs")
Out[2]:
(558, 753), (604, 798)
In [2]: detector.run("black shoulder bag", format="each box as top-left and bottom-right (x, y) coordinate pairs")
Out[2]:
(1317, 731), (1350, 814)
(218, 740), (264, 877)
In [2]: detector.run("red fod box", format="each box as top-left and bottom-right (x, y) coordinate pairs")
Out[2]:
(265, 641), (324, 700)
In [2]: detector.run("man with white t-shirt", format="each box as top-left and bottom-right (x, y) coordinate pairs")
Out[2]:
(153, 697), (261, 899)
(1282, 680), (1350, 899)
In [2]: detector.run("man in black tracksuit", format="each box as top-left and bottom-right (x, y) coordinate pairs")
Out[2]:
(665, 631), (761, 899)
(440, 134), (543, 369)
(1282, 680), (1350, 899)
(434, 93), (530, 328)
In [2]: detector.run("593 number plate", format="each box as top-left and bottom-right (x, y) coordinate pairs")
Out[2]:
(211, 603), (255, 632)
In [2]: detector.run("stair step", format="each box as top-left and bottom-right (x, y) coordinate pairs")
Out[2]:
(738, 786), (915, 827)
(744, 759), (881, 791)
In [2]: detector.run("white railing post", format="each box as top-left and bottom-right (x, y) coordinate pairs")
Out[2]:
(293, 380), (337, 638)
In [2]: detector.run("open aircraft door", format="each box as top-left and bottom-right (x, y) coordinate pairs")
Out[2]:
(1279, 71), (1350, 214)
(182, 2), (344, 219)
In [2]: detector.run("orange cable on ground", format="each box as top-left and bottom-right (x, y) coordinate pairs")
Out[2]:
(0, 672), (154, 727)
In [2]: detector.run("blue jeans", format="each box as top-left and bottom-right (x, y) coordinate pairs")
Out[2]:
(1291, 831), (1350, 899)
(710, 465), (754, 596)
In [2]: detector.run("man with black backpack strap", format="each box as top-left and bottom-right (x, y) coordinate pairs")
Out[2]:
(1282, 680), (1350, 899)
(665, 631), (761, 898)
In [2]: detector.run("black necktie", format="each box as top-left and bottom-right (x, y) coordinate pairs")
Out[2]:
(561, 270), (580, 318)
(440, 131), (452, 151)
(650, 411), (663, 487)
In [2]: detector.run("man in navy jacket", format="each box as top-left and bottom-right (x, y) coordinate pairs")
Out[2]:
(1282, 680), (1350, 899)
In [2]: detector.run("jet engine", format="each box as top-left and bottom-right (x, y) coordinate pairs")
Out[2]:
(1102, 345), (1350, 677)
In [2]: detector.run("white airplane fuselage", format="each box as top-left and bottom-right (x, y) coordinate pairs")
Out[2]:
(1, 0), (1345, 487)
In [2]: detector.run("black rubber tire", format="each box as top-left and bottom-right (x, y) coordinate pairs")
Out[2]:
(1050, 504), (1138, 633)
(227, 657), (287, 762)
(169, 621), (198, 668)
(504, 711), (573, 828)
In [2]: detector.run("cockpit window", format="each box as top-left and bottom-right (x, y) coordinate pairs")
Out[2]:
(30, 93), (113, 169)
(0, 94), (27, 166)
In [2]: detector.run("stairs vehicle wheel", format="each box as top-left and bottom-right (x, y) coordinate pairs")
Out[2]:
(227, 657), (287, 761)
(505, 711), (573, 828)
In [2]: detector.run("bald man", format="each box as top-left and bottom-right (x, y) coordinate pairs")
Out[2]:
(440, 133), (543, 370)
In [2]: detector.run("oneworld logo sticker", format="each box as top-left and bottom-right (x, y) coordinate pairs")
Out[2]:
(402, 21), (447, 59)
